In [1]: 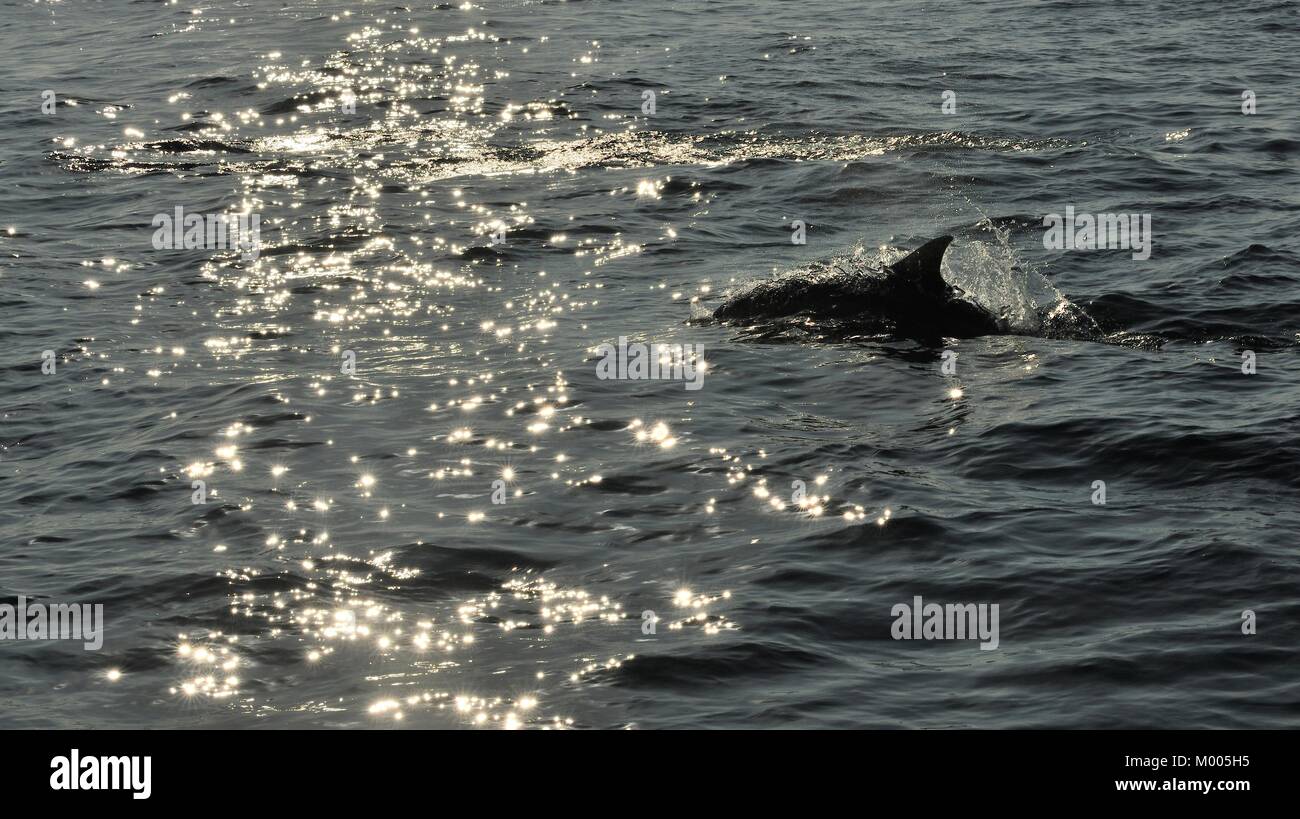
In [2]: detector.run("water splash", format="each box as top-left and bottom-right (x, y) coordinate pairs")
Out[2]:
(940, 221), (1047, 331)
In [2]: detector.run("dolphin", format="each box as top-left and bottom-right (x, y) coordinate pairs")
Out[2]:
(710, 235), (1110, 343)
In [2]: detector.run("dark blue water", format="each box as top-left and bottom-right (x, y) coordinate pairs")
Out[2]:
(1, 0), (1298, 728)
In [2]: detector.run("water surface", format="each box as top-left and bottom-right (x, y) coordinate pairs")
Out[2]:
(1, 0), (1298, 729)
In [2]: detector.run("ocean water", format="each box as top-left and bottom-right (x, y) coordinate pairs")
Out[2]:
(1, 0), (1298, 729)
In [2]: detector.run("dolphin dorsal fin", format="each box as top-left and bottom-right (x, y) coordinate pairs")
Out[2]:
(886, 235), (954, 296)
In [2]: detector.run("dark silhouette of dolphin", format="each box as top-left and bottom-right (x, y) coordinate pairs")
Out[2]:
(711, 236), (1011, 340)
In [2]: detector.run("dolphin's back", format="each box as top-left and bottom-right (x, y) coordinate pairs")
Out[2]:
(711, 266), (886, 321)
(711, 236), (1002, 339)
(709, 236), (1140, 344)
